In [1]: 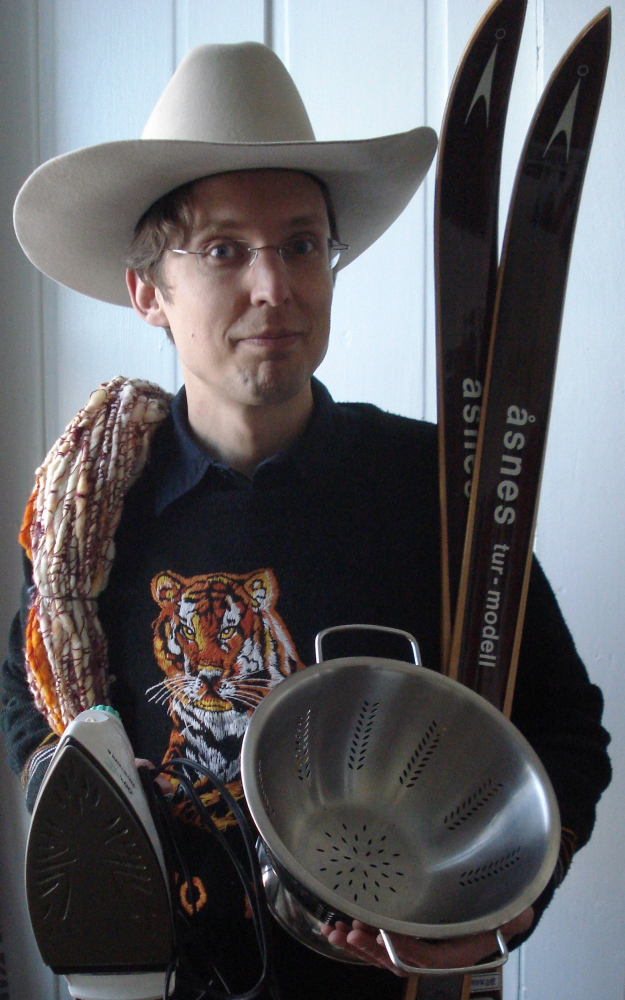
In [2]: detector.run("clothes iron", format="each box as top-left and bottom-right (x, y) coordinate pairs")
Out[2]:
(25, 707), (174, 1000)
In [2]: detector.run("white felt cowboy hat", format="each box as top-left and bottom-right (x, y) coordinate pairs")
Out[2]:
(14, 42), (437, 307)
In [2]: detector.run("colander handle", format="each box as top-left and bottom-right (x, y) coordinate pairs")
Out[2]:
(314, 624), (422, 666)
(377, 927), (508, 977)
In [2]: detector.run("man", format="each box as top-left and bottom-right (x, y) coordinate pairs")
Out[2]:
(1, 41), (610, 999)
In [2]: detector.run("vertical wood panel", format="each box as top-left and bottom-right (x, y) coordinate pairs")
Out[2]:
(174, 0), (264, 60)
(37, 0), (180, 443)
(0, 4), (59, 997)
(520, 2), (625, 997)
(284, 0), (431, 419)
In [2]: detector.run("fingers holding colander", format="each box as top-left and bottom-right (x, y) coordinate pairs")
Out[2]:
(378, 906), (534, 976)
(321, 909), (533, 977)
(321, 920), (406, 976)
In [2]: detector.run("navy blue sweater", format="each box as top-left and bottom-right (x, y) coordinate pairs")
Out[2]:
(1, 380), (611, 999)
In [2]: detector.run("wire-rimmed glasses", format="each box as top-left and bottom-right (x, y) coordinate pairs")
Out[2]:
(170, 236), (349, 274)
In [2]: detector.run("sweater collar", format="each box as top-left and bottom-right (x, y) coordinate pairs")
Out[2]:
(152, 377), (344, 514)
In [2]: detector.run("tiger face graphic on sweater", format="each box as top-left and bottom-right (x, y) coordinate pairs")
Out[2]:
(148, 569), (303, 787)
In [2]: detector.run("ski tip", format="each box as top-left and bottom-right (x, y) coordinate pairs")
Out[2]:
(569, 6), (612, 79)
(443, 0), (528, 115)
(596, 6), (612, 43)
(535, 3), (611, 119)
(577, 6), (611, 45)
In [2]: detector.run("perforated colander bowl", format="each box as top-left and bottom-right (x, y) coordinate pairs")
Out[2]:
(241, 630), (560, 955)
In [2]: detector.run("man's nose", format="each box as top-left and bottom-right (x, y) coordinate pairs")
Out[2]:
(247, 246), (291, 306)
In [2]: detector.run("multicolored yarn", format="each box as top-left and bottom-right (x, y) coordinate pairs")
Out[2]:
(19, 376), (172, 734)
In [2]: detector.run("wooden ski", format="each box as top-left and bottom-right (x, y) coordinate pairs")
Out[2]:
(416, 8), (610, 1000)
(452, 17), (610, 994)
(412, 4), (526, 1000)
(436, 0), (527, 671)
(448, 8), (611, 716)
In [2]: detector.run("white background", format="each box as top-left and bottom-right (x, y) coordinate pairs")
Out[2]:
(0, 1), (623, 998)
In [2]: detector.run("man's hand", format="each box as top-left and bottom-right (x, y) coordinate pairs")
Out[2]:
(320, 907), (534, 977)
(135, 758), (175, 796)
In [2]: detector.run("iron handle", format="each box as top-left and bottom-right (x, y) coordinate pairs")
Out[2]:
(378, 927), (508, 977)
(314, 624), (422, 666)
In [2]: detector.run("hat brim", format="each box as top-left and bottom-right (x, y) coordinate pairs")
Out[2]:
(14, 128), (437, 307)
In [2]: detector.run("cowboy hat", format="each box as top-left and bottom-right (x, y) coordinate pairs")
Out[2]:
(13, 42), (437, 307)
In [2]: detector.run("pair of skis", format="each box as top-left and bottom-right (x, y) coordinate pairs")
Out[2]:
(408, 2), (611, 999)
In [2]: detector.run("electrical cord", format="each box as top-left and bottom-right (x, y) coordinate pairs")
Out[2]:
(165, 761), (278, 1000)
(142, 778), (233, 1000)
(140, 757), (282, 1000)
(164, 768), (268, 963)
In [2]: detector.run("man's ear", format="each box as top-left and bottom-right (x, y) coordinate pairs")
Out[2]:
(126, 269), (171, 328)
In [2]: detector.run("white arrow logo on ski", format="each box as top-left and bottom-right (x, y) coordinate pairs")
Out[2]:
(465, 43), (498, 127)
(544, 79), (581, 162)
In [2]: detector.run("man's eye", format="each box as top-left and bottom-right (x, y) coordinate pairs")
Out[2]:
(204, 241), (245, 262)
(282, 237), (319, 258)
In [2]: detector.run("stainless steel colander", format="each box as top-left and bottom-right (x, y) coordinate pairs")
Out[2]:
(241, 626), (560, 975)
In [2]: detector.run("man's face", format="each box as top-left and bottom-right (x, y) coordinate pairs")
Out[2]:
(147, 170), (334, 410)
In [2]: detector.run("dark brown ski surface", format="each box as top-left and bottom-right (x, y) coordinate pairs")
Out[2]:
(448, 9), (611, 716)
(416, 5), (526, 1000)
(436, 0), (527, 668)
(415, 10), (610, 1000)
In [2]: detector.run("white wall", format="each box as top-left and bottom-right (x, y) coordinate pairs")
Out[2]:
(0, 2), (622, 998)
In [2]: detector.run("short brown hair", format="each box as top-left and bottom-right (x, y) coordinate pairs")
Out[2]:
(125, 170), (339, 297)
(125, 178), (200, 297)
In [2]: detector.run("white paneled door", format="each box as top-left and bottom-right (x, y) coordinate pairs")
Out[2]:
(0, 2), (623, 998)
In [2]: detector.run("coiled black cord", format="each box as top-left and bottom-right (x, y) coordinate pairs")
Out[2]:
(141, 757), (281, 1000)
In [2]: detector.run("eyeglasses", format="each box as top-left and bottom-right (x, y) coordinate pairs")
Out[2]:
(169, 236), (349, 273)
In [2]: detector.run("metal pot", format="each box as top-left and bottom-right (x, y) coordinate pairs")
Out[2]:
(241, 625), (560, 976)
